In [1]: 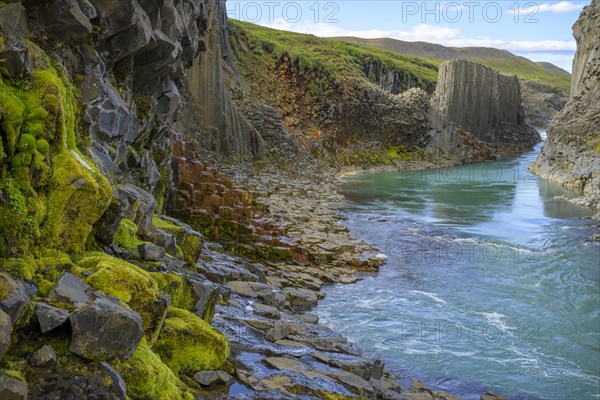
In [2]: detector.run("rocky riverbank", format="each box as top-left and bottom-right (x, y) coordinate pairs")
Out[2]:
(531, 0), (600, 210)
(198, 163), (511, 400)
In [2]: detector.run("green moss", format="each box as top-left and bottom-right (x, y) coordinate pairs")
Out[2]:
(385, 145), (424, 161)
(36, 138), (49, 157)
(154, 167), (170, 214)
(0, 47), (111, 256)
(113, 339), (194, 400)
(42, 151), (112, 253)
(1, 359), (28, 382)
(34, 249), (73, 296)
(154, 307), (230, 375)
(0, 92), (25, 157)
(152, 215), (184, 234)
(152, 216), (203, 267)
(316, 390), (357, 400)
(114, 218), (145, 249)
(0, 274), (11, 300)
(150, 273), (194, 311)
(25, 121), (45, 137)
(1, 256), (37, 281)
(0, 176), (33, 256)
(79, 255), (167, 342)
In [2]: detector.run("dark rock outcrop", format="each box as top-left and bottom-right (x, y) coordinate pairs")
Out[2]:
(179, 0), (266, 158)
(0, 273), (30, 324)
(29, 345), (57, 367)
(69, 297), (144, 360)
(48, 273), (91, 309)
(531, 0), (600, 209)
(521, 81), (568, 129)
(34, 302), (70, 334)
(26, 358), (128, 400)
(429, 59), (540, 162)
(0, 373), (28, 400)
(0, 309), (11, 362)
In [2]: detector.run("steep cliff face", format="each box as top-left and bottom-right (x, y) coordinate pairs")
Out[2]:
(227, 20), (435, 166)
(178, 0), (266, 158)
(429, 60), (540, 162)
(521, 81), (568, 129)
(531, 0), (600, 208)
(0, 0), (214, 255)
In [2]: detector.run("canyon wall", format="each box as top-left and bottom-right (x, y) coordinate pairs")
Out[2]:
(179, 0), (266, 158)
(531, 0), (600, 208)
(429, 59), (540, 162)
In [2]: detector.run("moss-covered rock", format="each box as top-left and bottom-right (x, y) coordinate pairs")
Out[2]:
(150, 273), (194, 311)
(113, 339), (194, 400)
(0, 46), (111, 256)
(77, 254), (167, 345)
(41, 150), (112, 253)
(152, 216), (204, 267)
(154, 307), (229, 375)
(113, 218), (145, 250)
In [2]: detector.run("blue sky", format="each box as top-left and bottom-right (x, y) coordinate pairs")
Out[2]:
(227, 1), (591, 72)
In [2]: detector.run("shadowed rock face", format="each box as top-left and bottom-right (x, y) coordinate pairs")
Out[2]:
(429, 59), (540, 160)
(180, 0), (266, 158)
(531, 0), (600, 208)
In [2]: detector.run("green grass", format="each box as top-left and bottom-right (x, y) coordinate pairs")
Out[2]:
(471, 57), (571, 95)
(229, 21), (570, 96)
(329, 36), (571, 96)
(229, 20), (440, 90)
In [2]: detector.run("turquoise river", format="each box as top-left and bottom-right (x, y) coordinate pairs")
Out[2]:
(315, 140), (600, 400)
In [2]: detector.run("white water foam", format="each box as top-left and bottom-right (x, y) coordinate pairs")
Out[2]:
(409, 290), (447, 305)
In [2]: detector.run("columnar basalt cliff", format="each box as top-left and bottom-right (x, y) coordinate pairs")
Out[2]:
(179, 0), (266, 158)
(531, 0), (600, 209)
(429, 59), (540, 162)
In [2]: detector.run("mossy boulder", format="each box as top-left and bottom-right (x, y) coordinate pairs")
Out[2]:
(113, 218), (145, 250)
(150, 273), (194, 311)
(154, 307), (229, 375)
(0, 272), (30, 324)
(113, 339), (194, 400)
(77, 255), (167, 344)
(41, 151), (112, 253)
(152, 216), (204, 267)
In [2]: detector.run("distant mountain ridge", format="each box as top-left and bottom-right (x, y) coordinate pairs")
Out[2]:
(331, 36), (571, 95)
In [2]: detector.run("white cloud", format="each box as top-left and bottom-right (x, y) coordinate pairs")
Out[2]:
(509, 1), (586, 15)
(260, 20), (577, 53)
(442, 39), (577, 52)
(263, 20), (462, 42)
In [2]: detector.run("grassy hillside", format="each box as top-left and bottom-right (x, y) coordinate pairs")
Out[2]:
(332, 36), (571, 95)
(535, 62), (571, 77)
(229, 20), (440, 89)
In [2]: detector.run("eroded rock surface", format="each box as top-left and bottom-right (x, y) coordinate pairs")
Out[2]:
(531, 0), (600, 209)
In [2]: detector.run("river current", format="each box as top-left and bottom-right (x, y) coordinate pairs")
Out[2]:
(315, 139), (600, 399)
